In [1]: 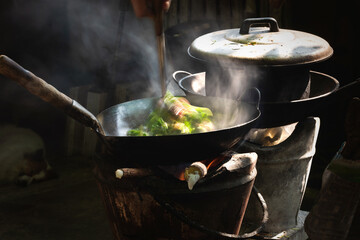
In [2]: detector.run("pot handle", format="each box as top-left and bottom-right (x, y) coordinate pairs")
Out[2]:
(333, 78), (360, 98)
(238, 87), (261, 110)
(0, 55), (104, 134)
(240, 17), (279, 35)
(172, 70), (192, 84)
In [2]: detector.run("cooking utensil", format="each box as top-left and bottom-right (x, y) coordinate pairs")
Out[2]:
(0, 55), (260, 165)
(187, 17), (334, 102)
(189, 17), (333, 66)
(173, 70), (341, 128)
(0, 55), (104, 134)
(152, 0), (167, 97)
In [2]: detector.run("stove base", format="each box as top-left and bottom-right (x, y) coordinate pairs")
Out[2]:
(251, 210), (308, 240)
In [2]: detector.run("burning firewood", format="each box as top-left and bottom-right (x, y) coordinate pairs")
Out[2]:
(115, 168), (154, 179)
(184, 151), (257, 190)
(114, 151), (257, 193)
(184, 162), (207, 190)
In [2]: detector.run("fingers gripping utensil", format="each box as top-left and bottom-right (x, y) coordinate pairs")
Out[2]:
(0, 55), (104, 135)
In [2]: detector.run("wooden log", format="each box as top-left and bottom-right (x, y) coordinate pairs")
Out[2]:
(115, 168), (154, 179)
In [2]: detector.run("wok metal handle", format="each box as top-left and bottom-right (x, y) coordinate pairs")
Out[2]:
(238, 87), (261, 110)
(0, 55), (104, 134)
(240, 17), (279, 35)
(172, 70), (192, 84)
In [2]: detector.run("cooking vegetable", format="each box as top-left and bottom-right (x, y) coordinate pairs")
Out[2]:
(127, 91), (215, 136)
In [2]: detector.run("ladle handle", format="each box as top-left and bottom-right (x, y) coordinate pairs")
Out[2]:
(0, 55), (104, 134)
(152, 0), (164, 36)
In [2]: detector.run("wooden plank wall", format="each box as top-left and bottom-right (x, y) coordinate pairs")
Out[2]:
(165, 0), (286, 30)
(64, 86), (108, 157)
(165, 0), (264, 29)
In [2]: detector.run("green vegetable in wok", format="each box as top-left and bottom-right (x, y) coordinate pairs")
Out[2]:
(127, 91), (215, 136)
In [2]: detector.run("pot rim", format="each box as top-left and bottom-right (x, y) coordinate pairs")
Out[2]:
(177, 70), (339, 104)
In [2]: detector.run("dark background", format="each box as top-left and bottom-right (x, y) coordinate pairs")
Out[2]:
(0, 0), (359, 227)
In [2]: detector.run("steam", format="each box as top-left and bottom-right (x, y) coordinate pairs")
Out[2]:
(0, 0), (168, 134)
(67, 0), (163, 97)
(2, 1), (258, 136)
(205, 59), (261, 100)
(201, 57), (262, 129)
(67, 1), (119, 73)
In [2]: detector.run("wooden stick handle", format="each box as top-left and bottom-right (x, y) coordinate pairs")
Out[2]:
(152, 0), (164, 36)
(0, 55), (104, 134)
(0, 55), (72, 109)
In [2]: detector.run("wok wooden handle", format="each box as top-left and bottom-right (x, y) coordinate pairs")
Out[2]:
(0, 55), (72, 109)
(0, 55), (104, 134)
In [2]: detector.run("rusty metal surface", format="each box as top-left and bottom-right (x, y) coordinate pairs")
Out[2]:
(240, 117), (320, 232)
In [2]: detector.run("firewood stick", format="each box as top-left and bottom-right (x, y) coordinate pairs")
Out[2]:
(115, 168), (154, 179)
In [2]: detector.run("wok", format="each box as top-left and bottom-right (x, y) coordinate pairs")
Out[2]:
(0, 55), (260, 165)
(173, 70), (342, 128)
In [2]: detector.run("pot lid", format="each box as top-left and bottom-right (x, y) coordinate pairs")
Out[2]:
(188, 17), (333, 66)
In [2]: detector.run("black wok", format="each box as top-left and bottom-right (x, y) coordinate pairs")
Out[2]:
(0, 55), (260, 165)
(173, 70), (342, 128)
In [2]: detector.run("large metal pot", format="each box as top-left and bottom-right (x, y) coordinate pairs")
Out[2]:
(188, 17), (333, 103)
(0, 55), (260, 165)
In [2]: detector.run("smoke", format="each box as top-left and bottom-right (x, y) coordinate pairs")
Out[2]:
(0, 0), (165, 138)
(210, 63), (260, 99)
(199, 58), (262, 129)
(67, 0), (163, 97)
(66, 0), (120, 73)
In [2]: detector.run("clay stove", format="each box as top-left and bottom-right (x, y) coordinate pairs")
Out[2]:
(240, 117), (320, 239)
(92, 150), (267, 240)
